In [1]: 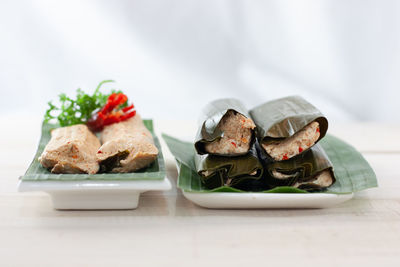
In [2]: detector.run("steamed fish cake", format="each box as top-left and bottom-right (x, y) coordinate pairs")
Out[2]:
(194, 98), (256, 156)
(204, 110), (256, 155)
(97, 114), (158, 173)
(250, 95), (328, 161)
(262, 121), (320, 161)
(39, 124), (101, 174)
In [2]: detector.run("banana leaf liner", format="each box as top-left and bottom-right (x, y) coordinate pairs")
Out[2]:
(194, 98), (256, 156)
(21, 120), (165, 181)
(195, 145), (264, 189)
(250, 95), (328, 161)
(162, 133), (377, 194)
(258, 142), (336, 191)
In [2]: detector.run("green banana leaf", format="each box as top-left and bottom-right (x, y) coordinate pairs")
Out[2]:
(194, 146), (263, 189)
(249, 95), (328, 157)
(258, 143), (335, 190)
(20, 120), (165, 181)
(162, 133), (377, 194)
(194, 98), (255, 156)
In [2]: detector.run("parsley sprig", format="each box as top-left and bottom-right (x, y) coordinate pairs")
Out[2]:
(44, 80), (124, 126)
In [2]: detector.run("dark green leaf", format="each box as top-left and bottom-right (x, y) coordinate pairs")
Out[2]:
(162, 133), (377, 194)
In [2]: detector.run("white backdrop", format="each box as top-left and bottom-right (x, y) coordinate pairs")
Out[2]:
(1, 0), (399, 122)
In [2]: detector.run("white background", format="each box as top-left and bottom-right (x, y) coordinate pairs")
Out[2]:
(1, 0), (399, 123)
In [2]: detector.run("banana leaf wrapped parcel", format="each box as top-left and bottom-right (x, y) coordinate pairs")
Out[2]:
(162, 95), (377, 194)
(257, 142), (336, 191)
(195, 146), (264, 189)
(161, 133), (264, 190)
(163, 132), (377, 194)
(250, 96), (328, 162)
(194, 98), (256, 156)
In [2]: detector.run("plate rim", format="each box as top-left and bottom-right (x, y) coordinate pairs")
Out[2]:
(17, 176), (172, 192)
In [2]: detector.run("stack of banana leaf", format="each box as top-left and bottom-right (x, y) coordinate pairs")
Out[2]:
(194, 99), (264, 189)
(250, 96), (335, 191)
(194, 96), (335, 191)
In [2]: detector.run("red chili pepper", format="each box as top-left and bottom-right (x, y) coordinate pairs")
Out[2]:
(231, 142), (237, 148)
(282, 154), (288, 160)
(122, 104), (134, 113)
(108, 93), (117, 102)
(87, 92), (136, 132)
(104, 113), (121, 125)
(120, 110), (136, 121)
(316, 127), (320, 133)
(120, 94), (128, 105)
(98, 112), (107, 120)
(111, 94), (121, 104)
(101, 93), (128, 114)
(101, 102), (113, 114)
(113, 93), (128, 107)
(298, 147), (303, 153)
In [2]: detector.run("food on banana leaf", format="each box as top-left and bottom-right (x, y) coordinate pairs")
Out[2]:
(163, 132), (378, 194)
(250, 95), (328, 161)
(258, 142), (335, 191)
(42, 80), (156, 174)
(97, 114), (158, 173)
(195, 98), (256, 156)
(39, 124), (101, 174)
(195, 146), (263, 189)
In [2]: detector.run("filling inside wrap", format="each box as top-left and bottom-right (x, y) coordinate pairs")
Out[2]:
(262, 121), (320, 161)
(271, 169), (334, 189)
(204, 110), (255, 155)
(293, 170), (334, 189)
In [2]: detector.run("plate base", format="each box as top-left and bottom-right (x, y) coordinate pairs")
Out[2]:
(50, 190), (141, 210)
(18, 178), (171, 210)
(183, 191), (354, 209)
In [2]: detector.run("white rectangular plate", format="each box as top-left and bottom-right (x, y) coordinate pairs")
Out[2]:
(18, 178), (171, 210)
(182, 191), (354, 209)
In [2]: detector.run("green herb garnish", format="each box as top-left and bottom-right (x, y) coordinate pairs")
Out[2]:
(44, 80), (119, 127)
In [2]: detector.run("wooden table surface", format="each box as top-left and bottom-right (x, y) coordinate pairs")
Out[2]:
(1, 115), (399, 267)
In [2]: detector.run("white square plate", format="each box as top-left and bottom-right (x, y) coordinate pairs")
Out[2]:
(18, 178), (171, 210)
